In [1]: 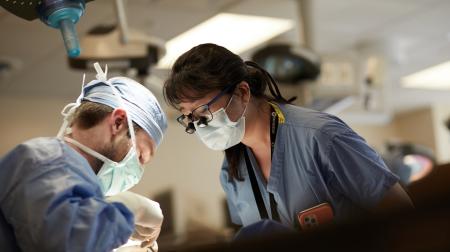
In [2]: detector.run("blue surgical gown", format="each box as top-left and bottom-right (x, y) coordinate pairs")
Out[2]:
(220, 103), (399, 227)
(0, 137), (134, 251)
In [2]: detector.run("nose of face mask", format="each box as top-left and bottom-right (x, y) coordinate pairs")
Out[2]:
(194, 107), (246, 151)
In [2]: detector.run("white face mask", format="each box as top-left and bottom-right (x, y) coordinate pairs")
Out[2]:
(194, 95), (247, 151)
(57, 63), (143, 196)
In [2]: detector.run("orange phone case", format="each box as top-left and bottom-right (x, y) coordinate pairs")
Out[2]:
(297, 203), (334, 230)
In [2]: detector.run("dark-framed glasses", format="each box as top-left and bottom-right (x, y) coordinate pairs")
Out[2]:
(177, 83), (237, 134)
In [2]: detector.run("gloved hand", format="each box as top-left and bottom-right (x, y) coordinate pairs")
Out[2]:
(106, 191), (163, 250)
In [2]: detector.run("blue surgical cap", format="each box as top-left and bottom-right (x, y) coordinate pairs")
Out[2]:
(81, 77), (167, 147)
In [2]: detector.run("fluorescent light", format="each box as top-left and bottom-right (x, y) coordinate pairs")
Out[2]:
(402, 61), (450, 90)
(157, 13), (294, 68)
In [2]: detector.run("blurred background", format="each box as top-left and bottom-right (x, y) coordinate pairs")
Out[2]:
(1, 0), (450, 249)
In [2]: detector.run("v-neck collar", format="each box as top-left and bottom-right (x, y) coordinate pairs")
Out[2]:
(242, 102), (286, 193)
(245, 126), (284, 194)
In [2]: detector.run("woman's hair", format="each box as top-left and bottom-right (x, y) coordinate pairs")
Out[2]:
(164, 43), (292, 181)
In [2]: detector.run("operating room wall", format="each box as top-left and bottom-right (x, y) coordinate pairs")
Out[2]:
(350, 123), (398, 153)
(0, 95), (69, 154)
(349, 107), (438, 162)
(0, 95), (227, 237)
(395, 107), (436, 155)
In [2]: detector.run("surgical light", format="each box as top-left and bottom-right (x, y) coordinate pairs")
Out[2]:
(252, 43), (321, 83)
(402, 61), (450, 90)
(157, 13), (294, 68)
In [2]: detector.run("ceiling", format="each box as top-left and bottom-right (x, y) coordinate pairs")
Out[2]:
(1, 0), (450, 114)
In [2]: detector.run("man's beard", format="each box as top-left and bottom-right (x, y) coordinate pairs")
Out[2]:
(100, 138), (130, 163)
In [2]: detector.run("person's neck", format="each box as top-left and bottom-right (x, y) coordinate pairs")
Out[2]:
(66, 126), (104, 173)
(241, 101), (271, 152)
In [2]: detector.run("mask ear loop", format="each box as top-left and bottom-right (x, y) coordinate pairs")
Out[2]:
(56, 103), (78, 138)
(241, 90), (251, 118)
(224, 85), (250, 119)
(111, 86), (140, 168)
(56, 73), (86, 139)
(64, 136), (114, 164)
(94, 62), (140, 165)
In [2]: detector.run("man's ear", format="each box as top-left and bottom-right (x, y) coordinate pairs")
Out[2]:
(110, 108), (128, 136)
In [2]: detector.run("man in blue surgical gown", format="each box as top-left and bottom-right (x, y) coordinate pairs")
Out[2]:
(0, 64), (168, 251)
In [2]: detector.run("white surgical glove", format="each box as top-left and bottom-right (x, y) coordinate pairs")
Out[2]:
(106, 191), (163, 250)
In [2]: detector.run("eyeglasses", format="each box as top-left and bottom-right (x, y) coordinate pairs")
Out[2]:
(177, 84), (237, 134)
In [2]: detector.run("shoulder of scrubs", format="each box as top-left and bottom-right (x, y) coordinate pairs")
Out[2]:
(277, 103), (344, 134)
(278, 104), (399, 208)
(0, 137), (134, 252)
(220, 159), (243, 226)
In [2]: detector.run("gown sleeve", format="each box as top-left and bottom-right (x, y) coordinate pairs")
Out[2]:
(319, 127), (399, 208)
(0, 142), (135, 252)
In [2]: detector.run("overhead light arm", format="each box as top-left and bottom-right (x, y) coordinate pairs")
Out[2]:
(114, 0), (129, 44)
(297, 0), (313, 49)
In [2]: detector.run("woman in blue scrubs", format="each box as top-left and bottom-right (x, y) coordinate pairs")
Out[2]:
(163, 43), (413, 230)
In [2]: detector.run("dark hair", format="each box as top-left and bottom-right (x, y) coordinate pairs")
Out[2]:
(72, 101), (139, 136)
(72, 101), (113, 129)
(164, 43), (293, 181)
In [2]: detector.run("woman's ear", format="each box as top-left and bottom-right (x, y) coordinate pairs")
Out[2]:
(237, 81), (251, 104)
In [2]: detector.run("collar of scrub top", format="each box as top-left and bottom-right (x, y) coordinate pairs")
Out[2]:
(56, 73), (87, 139)
(268, 102), (285, 124)
(243, 102), (285, 222)
(262, 102), (286, 196)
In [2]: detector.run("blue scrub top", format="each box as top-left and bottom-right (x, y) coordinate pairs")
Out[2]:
(0, 137), (134, 252)
(220, 103), (399, 227)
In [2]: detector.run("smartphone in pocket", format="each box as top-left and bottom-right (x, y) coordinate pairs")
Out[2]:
(297, 203), (334, 230)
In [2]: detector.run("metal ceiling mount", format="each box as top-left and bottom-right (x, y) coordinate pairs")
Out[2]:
(68, 0), (166, 81)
